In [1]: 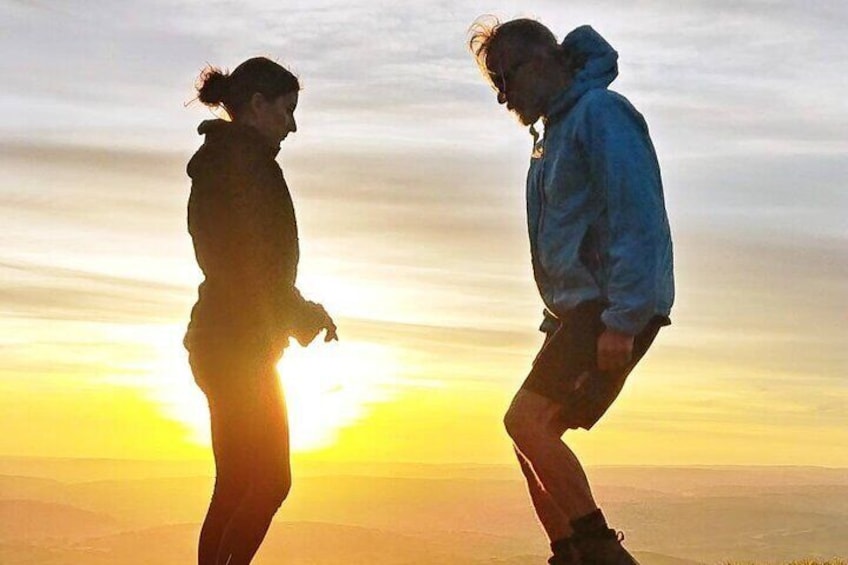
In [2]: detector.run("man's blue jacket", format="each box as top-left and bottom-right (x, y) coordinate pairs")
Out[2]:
(527, 25), (675, 336)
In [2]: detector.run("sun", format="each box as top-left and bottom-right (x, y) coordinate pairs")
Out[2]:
(136, 325), (400, 453)
(276, 340), (399, 451)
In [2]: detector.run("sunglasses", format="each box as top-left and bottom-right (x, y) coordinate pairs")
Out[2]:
(488, 59), (533, 96)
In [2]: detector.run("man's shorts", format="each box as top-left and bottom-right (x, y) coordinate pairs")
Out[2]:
(521, 300), (669, 431)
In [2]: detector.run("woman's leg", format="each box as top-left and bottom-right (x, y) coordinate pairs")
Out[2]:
(198, 385), (251, 565)
(214, 369), (291, 565)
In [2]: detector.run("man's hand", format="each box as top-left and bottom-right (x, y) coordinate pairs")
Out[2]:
(597, 328), (634, 372)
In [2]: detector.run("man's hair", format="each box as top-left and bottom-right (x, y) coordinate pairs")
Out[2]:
(468, 17), (558, 74)
(468, 17), (586, 88)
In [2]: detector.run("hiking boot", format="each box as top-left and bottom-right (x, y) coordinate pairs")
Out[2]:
(572, 528), (639, 565)
(548, 554), (579, 565)
(547, 541), (580, 565)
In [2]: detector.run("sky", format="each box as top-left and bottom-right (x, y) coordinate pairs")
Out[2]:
(1, 0), (846, 467)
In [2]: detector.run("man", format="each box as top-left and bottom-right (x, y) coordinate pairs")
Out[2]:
(469, 19), (674, 565)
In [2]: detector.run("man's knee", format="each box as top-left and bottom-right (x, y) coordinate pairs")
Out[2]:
(504, 403), (546, 454)
(503, 405), (527, 445)
(505, 390), (572, 453)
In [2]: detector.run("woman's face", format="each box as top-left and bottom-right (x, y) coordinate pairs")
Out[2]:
(248, 90), (299, 146)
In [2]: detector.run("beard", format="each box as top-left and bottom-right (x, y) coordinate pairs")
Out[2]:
(512, 103), (544, 126)
(509, 90), (547, 126)
(515, 109), (542, 126)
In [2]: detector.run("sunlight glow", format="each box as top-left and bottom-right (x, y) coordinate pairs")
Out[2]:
(130, 324), (400, 453)
(278, 340), (399, 451)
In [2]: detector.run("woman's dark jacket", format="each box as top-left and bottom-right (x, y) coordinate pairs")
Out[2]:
(184, 119), (312, 351)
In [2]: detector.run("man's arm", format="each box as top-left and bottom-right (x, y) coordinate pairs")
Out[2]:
(582, 92), (668, 368)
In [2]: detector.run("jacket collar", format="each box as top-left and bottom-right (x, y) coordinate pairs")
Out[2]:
(197, 119), (281, 159)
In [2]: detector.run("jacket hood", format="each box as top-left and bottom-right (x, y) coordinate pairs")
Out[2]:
(187, 119), (279, 179)
(546, 25), (619, 122)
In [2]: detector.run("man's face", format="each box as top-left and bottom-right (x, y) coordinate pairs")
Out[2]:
(486, 41), (557, 126)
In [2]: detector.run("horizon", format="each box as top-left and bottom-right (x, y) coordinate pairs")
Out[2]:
(5, 454), (848, 469)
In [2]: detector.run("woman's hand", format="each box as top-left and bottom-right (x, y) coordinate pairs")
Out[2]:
(319, 305), (338, 342)
(292, 302), (338, 346)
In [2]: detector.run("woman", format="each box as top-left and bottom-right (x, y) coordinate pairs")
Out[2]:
(185, 57), (337, 565)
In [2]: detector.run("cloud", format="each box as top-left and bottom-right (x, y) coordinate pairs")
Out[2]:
(665, 232), (847, 385)
(2, 0), (846, 461)
(0, 259), (189, 324)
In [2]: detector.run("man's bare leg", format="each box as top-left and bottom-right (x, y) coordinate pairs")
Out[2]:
(514, 447), (573, 542)
(505, 389), (598, 520)
(506, 388), (641, 564)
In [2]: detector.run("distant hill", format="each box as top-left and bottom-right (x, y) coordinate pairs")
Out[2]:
(633, 551), (706, 565)
(1, 522), (537, 565)
(0, 520), (709, 565)
(1, 459), (846, 563)
(0, 474), (67, 499)
(0, 499), (121, 541)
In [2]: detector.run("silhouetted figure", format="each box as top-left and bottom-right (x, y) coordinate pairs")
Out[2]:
(469, 20), (674, 565)
(184, 57), (337, 565)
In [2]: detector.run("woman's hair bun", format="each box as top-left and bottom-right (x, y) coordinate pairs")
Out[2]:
(196, 66), (230, 106)
(193, 58), (299, 118)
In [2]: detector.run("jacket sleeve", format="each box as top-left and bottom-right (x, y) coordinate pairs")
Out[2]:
(280, 284), (323, 334)
(581, 92), (667, 335)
